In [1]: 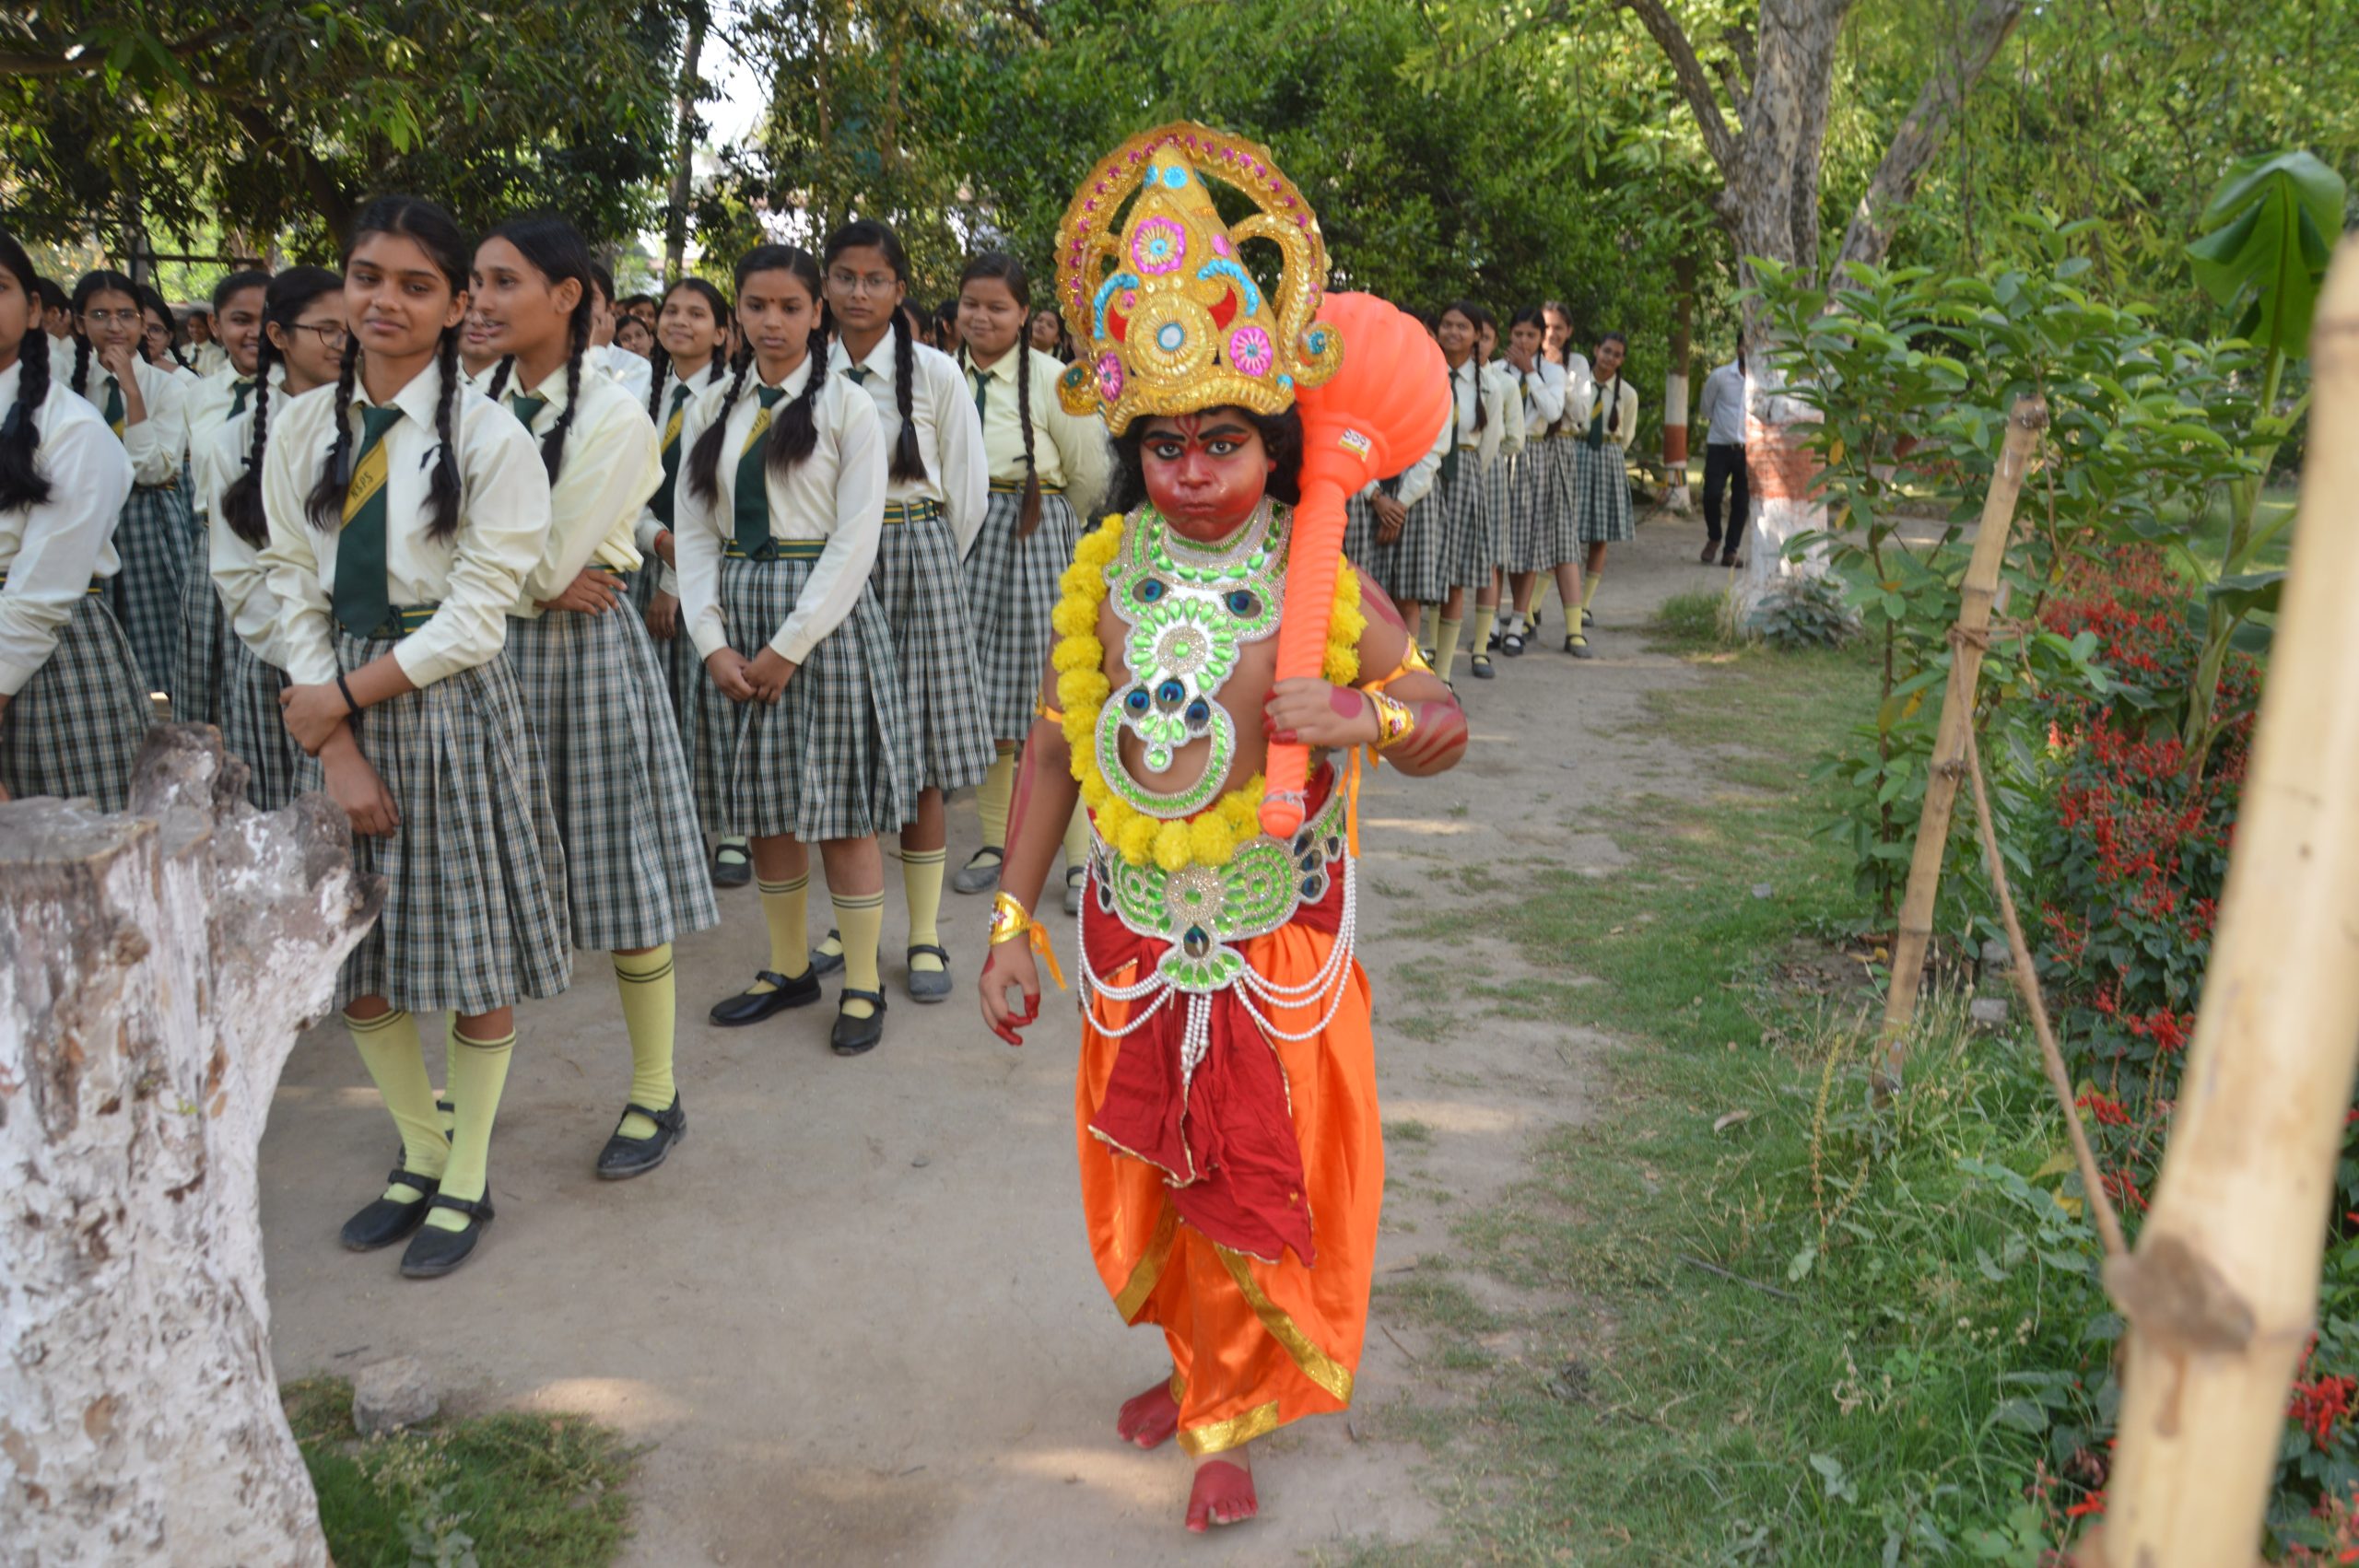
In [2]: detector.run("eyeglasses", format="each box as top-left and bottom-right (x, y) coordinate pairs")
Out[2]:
(285, 322), (350, 350)
(828, 270), (898, 298)
(81, 308), (141, 329)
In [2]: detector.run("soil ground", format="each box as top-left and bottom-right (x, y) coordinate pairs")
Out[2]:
(260, 507), (1743, 1566)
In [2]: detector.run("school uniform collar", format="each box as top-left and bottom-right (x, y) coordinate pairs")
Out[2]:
(968, 348), (1022, 388)
(351, 356), (452, 432)
(518, 364), (580, 414)
(830, 334), (896, 383)
(754, 354), (816, 399)
(0, 359), (18, 410)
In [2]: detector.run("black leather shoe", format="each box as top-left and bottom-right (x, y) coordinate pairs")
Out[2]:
(1582, 606), (1595, 629)
(341, 1168), (440, 1251)
(906, 944), (954, 1003)
(1566, 634), (1595, 661)
(830, 989), (887, 1056)
(1469, 653), (1495, 679)
(810, 929), (847, 977)
(595, 1095), (687, 1180)
(708, 967), (821, 1025)
(710, 839), (752, 888)
(399, 1194), (494, 1278)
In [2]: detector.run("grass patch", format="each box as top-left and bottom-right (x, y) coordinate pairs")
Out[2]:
(1352, 604), (2099, 1565)
(285, 1377), (638, 1567)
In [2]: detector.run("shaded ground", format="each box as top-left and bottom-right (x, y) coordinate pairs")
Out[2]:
(259, 508), (1749, 1565)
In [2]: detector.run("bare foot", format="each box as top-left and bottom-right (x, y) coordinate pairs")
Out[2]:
(1185, 1447), (1259, 1532)
(1116, 1378), (1180, 1449)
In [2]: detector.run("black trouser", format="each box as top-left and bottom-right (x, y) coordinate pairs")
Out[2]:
(1703, 442), (1749, 556)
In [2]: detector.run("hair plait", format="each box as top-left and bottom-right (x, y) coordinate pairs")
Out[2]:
(0, 228), (54, 511)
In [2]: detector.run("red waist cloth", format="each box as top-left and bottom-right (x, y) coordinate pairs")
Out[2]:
(1083, 776), (1345, 1269)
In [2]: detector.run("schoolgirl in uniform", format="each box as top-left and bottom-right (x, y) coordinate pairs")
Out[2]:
(473, 216), (720, 1177)
(67, 268), (192, 693)
(586, 264), (653, 405)
(1430, 300), (1506, 685)
(186, 307), (229, 379)
(36, 277), (73, 360)
(817, 218), (992, 1013)
(173, 268), (271, 724)
(202, 266), (341, 813)
(675, 244), (914, 1056)
(1462, 305), (1523, 680)
(0, 228), (151, 813)
(259, 194), (569, 1280)
(1366, 322), (1454, 658)
(1496, 306), (1566, 659)
(138, 289), (197, 381)
(1506, 299), (1594, 657)
(1576, 331), (1638, 641)
(946, 251), (1109, 913)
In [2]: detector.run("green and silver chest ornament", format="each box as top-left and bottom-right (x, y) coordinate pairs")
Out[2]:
(1095, 502), (1287, 821)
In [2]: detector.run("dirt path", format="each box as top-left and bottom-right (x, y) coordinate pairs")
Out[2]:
(260, 510), (1740, 1565)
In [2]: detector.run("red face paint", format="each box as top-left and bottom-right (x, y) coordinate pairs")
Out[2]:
(1139, 408), (1271, 539)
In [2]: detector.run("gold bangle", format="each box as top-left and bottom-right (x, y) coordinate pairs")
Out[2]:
(1366, 688), (1415, 750)
(1034, 695), (1065, 724)
(988, 891), (1035, 947)
(1366, 639), (1432, 694)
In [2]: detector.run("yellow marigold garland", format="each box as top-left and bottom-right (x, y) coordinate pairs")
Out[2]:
(1055, 511), (1362, 870)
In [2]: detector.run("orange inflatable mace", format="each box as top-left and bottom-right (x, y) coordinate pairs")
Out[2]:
(1261, 292), (1450, 837)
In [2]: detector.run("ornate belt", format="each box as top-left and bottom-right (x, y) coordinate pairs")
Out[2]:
(1089, 785), (1350, 995)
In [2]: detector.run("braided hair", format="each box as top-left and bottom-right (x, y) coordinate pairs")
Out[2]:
(686, 245), (830, 503)
(821, 219), (923, 484)
(1593, 330), (1628, 438)
(0, 227), (55, 511)
(67, 269), (141, 398)
(956, 251), (1042, 535)
(218, 265), (342, 548)
(478, 216), (594, 482)
(303, 194), (472, 542)
(644, 277), (732, 427)
(1440, 300), (1487, 434)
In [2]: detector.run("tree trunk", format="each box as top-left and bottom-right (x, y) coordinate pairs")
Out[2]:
(1663, 253), (1696, 513)
(0, 726), (380, 1567)
(664, 6), (708, 287)
(2078, 237), (2359, 1568)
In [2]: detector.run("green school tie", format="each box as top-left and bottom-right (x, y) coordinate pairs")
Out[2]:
(333, 404), (406, 638)
(732, 384), (788, 557)
(102, 375), (124, 438)
(1588, 380), (1614, 451)
(508, 392), (547, 431)
(844, 365), (871, 385)
(1438, 368), (1462, 488)
(653, 381), (694, 528)
(973, 365), (989, 424)
(229, 378), (254, 419)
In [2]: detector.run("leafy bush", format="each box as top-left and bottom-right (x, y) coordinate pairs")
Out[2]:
(1747, 573), (1859, 649)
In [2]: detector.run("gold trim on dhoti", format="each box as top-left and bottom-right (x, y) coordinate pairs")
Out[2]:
(1177, 1398), (1281, 1457)
(1215, 1246), (1356, 1404)
(1113, 1204), (1181, 1322)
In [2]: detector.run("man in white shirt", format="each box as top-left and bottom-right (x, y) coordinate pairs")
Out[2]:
(1697, 349), (1750, 567)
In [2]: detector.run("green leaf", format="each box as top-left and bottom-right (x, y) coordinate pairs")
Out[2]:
(1787, 1244), (1817, 1283)
(2208, 569), (2284, 621)
(2187, 150), (2349, 356)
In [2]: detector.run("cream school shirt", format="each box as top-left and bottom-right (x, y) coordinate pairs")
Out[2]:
(1590, 375), (1640, 449)
(673, 357), (887, 667)
(66, 353), (187, 488)
(592, 342), (652, 405)
(196, 375), (295, 666)
(636, 357), (732, 586)
(185, 363), (269, 458)
(1546, 352), (1597, 437)
(0, 360), (134, 696)
(259, 359), (553, 688)
(828, 334), (988, 556)
(960, 345), (1114, 520)
(1510, 358), (1568, 436)
(1446, 357), (1508, 468)
(493, 367), (663, 614)
(193, 342), (230, 380)
(1486, 360), (1527, 458)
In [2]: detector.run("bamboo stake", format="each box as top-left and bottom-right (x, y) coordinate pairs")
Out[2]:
(2079, 238), (2359, 1568)
(1961, 724), (2128, 1260)
(1872, 394), (2048, 1094)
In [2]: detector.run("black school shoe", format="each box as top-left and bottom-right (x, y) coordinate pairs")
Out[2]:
(596, 1095), (687, 1180)
(709, 967), (822, 1025)
(341, 1168), (440, 1250)
(400, 1194), (493, 1279)
(1565, 634), (1595, 660)
(1469, 652), (1495, 679)
(710, 839), (752, 888)
(830, 989), (887, 1056)
(811, 929), (847, 977)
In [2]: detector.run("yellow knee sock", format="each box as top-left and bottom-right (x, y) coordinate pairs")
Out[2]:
(346, 1009), (447, 1199)
(1472, 606), (1497, 658)
(902, 848), (947, 973)
(1582, 573), (1602, 609)
(440, 1017), (459, 1136)
(612, 945), (677, 1140)
(425, 1024), (513, 1230)
(1435, 615), (1463, 683)
(748, 873), (811, 992)
(976, 745), (1016, 854)
(834, 890), (886, 1018)
(1062, 802), (1093, 873)
(1418, 604), (1440, 651)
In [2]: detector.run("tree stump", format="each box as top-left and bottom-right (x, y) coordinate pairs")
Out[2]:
(1, 725), (380, 1567)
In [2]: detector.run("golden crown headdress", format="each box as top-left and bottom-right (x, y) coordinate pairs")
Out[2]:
(1055, 123), (1344, 433)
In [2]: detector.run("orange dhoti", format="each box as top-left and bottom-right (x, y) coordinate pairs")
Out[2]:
(1074, 865), (1383, 1457)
